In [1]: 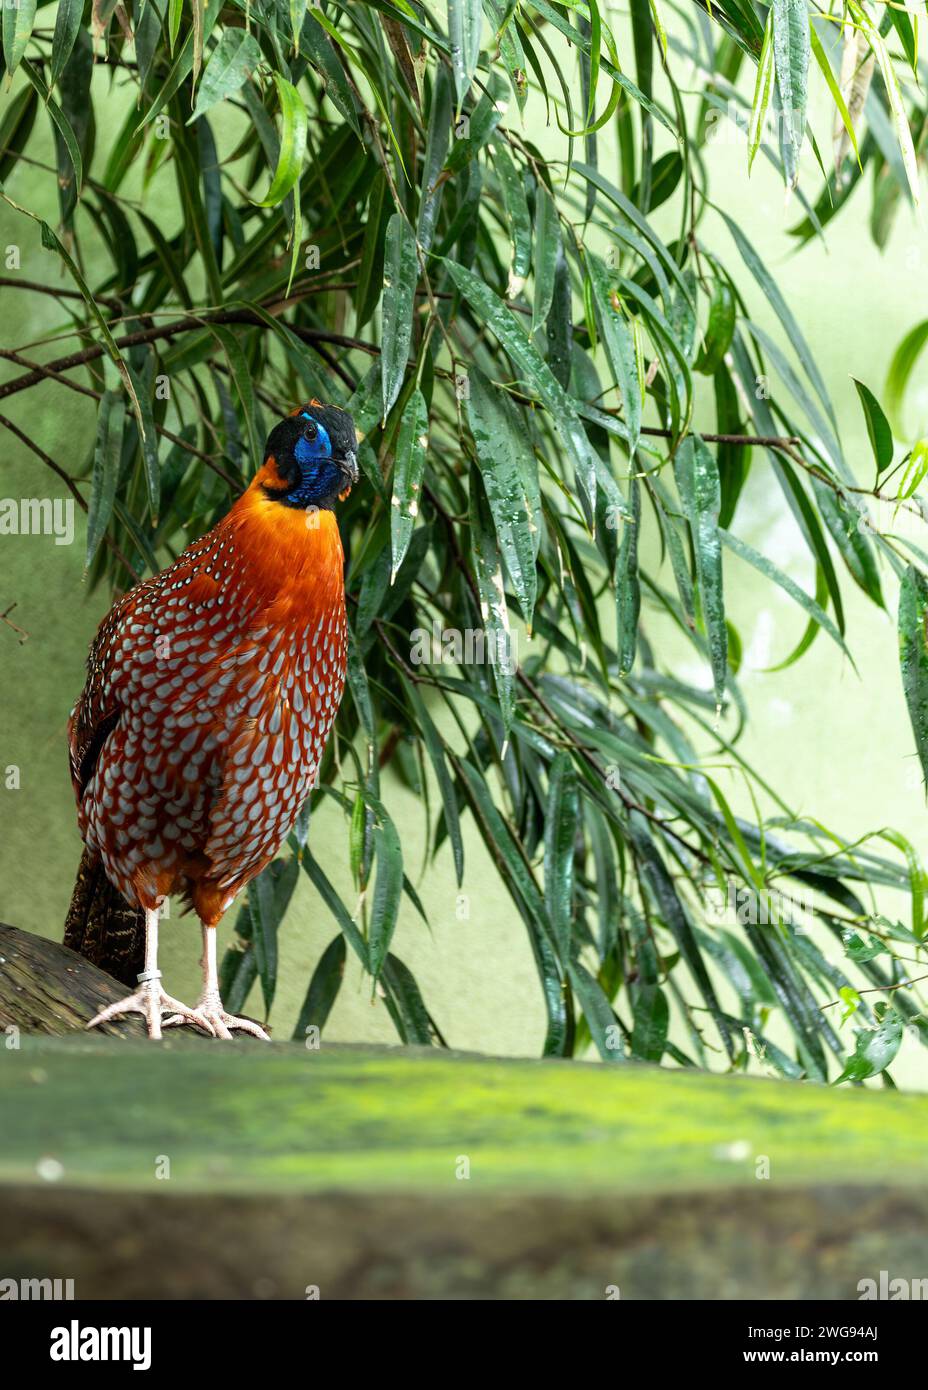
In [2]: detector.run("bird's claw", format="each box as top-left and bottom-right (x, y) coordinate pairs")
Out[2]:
(164, 992), (270, 1041)
(86, 981), (215, 1040)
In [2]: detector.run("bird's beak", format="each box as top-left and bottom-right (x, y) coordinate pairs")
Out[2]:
(337, 449), (359, 500)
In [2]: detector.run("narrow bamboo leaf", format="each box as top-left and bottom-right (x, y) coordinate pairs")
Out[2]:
(247, 866), (282, 1016)
(298, 844), (369, 968)
(631, 984), (669, 1061)
(628, 811), (733, 1057)
(748, 13), (775, 173)
(849, 0), (920, 207)
(188, 28), (262, 123)
(544, 752), (577, 959)
(300, 11), (363, 139)
(898, 565), (928, 787)
(290, 0), (308, 54)
(209, 324), (261, 469)
(771, 0), (809, 189)
(346, 627), (374, 740)
(567, 959), (625, 1062)
(852, 377), (893, 477)
(809, 19), (860, 171)
(469, 464), (516, 734)
(380, 953), (439, 1046)
(381, 213), (418, 422)
(125, 356), (160, 525)
(364, 791), (404, 979)
(416, 65), (452, 255)
(291, 935), (346, 1042)
(674, 435), (727, 706)
(718, 209), (836, 433)
(50, 0), (82, 89)
(445, 258), (599, 519)
(448, 0), (482, 112)
(696, 280), (736, 376)
(466, 366), (539, 628)
(21, 60), (82, 201)
(885, 320), (928, 441)
(136, 0), (224, 131)
(492, 139), (531, 295)
(616, 475), (641, 675)
(405, 680), (464, 885)
(2, 0), (36, 78)
(390, 387), (428, 580)
(719, 528), (851, 661)
(85, 390), (125, 570)
(531, 183), (559, 333)
(252, 74), (306, 208)
(586, 250), (640, 453)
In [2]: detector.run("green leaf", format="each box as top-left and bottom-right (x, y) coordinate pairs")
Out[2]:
(885, 320), (928, 442)
(364, 791), (404, 979)
(852, 378), (893, 478)
(466, 366), (540, 629)
(747, 13), (774, 174)
(298, 844), (369, 969)
(771, 0), (809, 189)
(2, 0), (36, 79)
(544, 752), (577, 959)
(674, 435), (727, 706)
(848, 0), (920, 208)
(586, 251), (640, 454)
(445, 257), (600, 520)
(390, 387), (428, 580)
(404, 680), (464, 886)
(252, 73), (306, 208)
(85, 389), (125, 571)
(898, 565), (928, 788)
(718, 209), (836, 436)
(616, 474), (641, 676)
(834, 1014), (903, 1084)
(719, 527), (851, 662)
(631, 984), (669, 1062)
(50, 0), (83, 89)
(492, 139), (532, 295)
(531, 183), (559, 333)
(809, 19), (860, 172)
(696, 280), (736, 376)
(469, 463), (516, 735)
(448, 0), (482, 113)
(381, 213), (418, 422)
(21, 60), (82, 202)
(291, 935), (346, 1042)
(188, 28), (262, 123)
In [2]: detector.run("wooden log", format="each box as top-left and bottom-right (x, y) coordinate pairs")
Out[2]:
(0, 922), (145, 1038)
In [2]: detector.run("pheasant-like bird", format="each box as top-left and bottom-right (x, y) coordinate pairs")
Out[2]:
(64, 401), (358, 1040)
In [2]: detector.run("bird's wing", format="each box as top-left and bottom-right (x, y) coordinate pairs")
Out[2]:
(68, 589), (141, 801)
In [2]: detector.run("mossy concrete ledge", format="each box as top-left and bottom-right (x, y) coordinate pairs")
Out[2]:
(1, 1029), (927, 1298)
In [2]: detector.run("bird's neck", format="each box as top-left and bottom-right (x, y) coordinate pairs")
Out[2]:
(223, 472), (346, 618)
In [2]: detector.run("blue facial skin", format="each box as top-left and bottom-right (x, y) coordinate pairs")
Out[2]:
(287, 413), (344, 508)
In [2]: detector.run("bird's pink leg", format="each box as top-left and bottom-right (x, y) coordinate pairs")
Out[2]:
(86, 906), (215, 1039)
(164, 925), (270, 1041)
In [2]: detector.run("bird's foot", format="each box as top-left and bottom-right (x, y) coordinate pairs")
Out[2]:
(164, 990), (270, 1042)
(85, 972), (216, 1041)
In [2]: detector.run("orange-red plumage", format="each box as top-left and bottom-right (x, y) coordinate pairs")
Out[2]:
(69, 457), (347, 929)
(66, 402), (358, 1039)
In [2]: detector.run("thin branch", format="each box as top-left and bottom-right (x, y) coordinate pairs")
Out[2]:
(820, 974), (928, 1010)
(0, 311), (378, 405)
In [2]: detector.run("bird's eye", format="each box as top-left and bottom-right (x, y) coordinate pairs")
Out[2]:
(302, 421), (318, 442)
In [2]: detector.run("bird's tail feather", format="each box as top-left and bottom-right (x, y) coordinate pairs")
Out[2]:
(63, 846), (145, 988)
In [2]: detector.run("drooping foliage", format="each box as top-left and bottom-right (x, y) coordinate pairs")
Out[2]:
(2, 0), (927, 1081)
